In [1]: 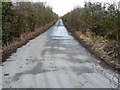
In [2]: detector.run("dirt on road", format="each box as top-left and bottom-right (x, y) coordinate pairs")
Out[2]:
(1, 21), (56, 63)
(1, 19), (119, 88)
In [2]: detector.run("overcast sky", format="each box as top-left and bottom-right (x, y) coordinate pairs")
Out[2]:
(37, 0), (120, 16)
(13, 0), (120, 16)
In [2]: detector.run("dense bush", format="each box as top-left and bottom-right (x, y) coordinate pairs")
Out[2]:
(2, 2), (58, 46)
(0, 1), (2, 47)
(62, 2), (120, 41)
(62, 2), (120, 62)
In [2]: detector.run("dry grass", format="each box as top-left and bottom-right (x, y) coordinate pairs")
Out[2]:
(1, 21), (56, 63)
(75, 30), (120, 71)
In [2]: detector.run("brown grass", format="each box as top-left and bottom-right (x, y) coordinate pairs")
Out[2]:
(74, 30), (120, 71)
(1, 21), (56, 63)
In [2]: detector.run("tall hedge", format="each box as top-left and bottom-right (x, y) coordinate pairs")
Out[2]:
(2, 2), (58, 46)
(62, 2), (120, 62)
(62, 2), (120, 41)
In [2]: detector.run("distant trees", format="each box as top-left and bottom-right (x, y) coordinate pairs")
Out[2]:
(62, 2), (120, 63)
(0, 1), (2, 47)
(2, 2), (58, 46)
(62, 2), (120, 41)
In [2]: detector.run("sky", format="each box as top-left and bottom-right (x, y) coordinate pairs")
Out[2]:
(39, 0), (85, 16)
(12, 0), (120, 16)
(36, 0), (120, 16)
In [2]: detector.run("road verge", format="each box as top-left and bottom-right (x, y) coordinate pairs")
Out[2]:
(1, 21), (57, 63)
(64, 24), (120, 72)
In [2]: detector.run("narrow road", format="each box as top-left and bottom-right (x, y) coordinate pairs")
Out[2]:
(2, 19), (119, 88)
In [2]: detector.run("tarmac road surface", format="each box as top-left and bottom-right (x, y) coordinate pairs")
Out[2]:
(1, 19), (119, 88)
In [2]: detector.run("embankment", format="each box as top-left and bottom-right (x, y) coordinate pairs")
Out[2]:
(1, 21), (57, 63)
(64, 23), (120, 72)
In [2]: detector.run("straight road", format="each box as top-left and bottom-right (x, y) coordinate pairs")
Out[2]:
(2, 19), (119, 88)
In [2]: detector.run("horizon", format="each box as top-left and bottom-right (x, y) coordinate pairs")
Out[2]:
(37, 0), (120, 16)
(11, 0), (120, 16)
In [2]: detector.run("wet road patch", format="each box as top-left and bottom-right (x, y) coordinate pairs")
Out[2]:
(71, 66), (94, 75)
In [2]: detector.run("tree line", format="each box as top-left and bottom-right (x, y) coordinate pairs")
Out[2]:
(62, 2), (120, 60)
(62, 2), (120, 42)
(2, 2), (58, 46)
